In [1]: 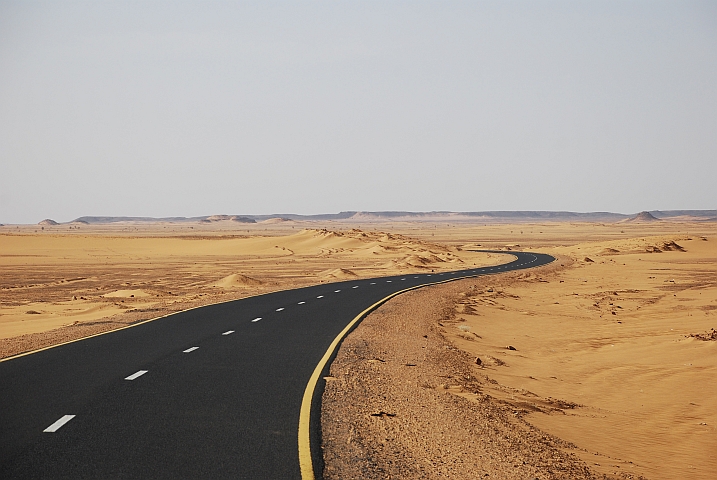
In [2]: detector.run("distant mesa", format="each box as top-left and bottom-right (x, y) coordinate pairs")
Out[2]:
(70, 220), (89, 225)
(38, 219), (59, 226)
(204, 215), (257, 223)
(627, 211), (660, 222)
(261, 217), (293, 224)
(206, 215), (233, 221)
(231, 216), (256, 223)
(47, 209), (717, 226)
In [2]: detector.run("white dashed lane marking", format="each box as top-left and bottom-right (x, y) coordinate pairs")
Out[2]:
(334, 290), (341, 293)
(386, 280), (392, 283)
(352, 286), (359, 289)
(44, 415), (75, 433)
(183, 347), (199, 353)
(317, 295), (324, 299)
(276, 308), (284, 312)
(252, 317), (262, 322)
(298, 301), (306, 305)
(370, 282), (376, 285)
(222, 330), (234, 336)
(125, 370), (148, 381)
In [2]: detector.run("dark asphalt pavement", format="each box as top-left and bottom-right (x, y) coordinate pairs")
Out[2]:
(0, 251), (554, 479)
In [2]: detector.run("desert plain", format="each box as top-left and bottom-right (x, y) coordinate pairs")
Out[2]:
(1, 217), (716, 479)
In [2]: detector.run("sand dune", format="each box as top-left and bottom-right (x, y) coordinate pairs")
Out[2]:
(318, 268), (358, 279)
(212, 274), (264, 288)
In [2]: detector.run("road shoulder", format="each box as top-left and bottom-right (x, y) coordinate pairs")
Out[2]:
(321, 262), (603, 479)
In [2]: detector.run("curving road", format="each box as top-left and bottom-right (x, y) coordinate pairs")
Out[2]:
(0, 251), (553, 479)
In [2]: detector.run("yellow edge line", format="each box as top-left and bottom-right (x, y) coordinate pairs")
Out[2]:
(298, 253), (541, 479)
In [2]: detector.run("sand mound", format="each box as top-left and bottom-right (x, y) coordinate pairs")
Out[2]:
(384, 253), (456, 270)
(319, 268), (358, 279)
(688, 328), (717, 341)
(213, 274), (264, 288)
(645, 241), (685, 253)
(38, 219), (59, 226)
(103, 289), (151, 298)
(558, 235), (688, 258)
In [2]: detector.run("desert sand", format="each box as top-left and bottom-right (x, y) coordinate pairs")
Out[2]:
(2, 219), (716, 478)
(323, 221), (717, 479)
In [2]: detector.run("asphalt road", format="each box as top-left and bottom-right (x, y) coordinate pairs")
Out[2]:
(0, 251), (554, 479)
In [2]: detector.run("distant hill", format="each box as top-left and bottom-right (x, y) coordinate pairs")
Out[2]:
(350, 211), (630, 221)
(59, 210), (717, 225)
(625, 211), (661, 222)
(649, 210), (717, 219)
(72, 216), (203, 223)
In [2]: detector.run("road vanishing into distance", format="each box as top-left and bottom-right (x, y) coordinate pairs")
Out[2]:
(0, 251), (554, 479)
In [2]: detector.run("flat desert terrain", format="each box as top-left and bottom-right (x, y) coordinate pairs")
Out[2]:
(2, 219), (715, 479)
(0, 221), (500, 357)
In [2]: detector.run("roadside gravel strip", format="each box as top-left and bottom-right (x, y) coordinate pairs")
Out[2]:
(321, 267), (607, 479)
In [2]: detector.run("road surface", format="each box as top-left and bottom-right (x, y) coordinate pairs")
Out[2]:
(0, 251), (554, 479)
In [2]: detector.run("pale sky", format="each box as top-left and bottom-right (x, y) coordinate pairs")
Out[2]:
(1, 1), (715, 223)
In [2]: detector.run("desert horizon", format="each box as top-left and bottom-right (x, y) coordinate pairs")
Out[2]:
(4, 207), (717, 227)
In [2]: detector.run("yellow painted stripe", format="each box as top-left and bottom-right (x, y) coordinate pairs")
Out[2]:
(298, 285), (417, 479)
(298, 253), (539, 479)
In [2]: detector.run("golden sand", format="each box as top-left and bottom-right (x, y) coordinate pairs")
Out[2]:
(433, 225), (717, 479)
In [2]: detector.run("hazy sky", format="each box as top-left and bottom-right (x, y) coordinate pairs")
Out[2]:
(1, 1), (715, 223)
